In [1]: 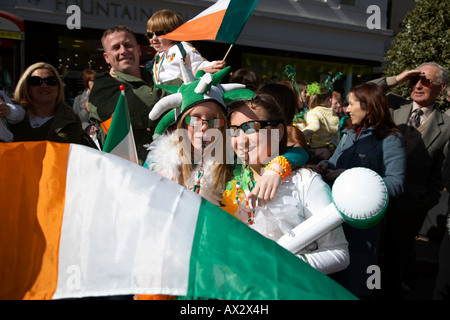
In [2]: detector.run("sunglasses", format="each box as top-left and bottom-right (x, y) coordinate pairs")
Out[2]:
(229, 120), (280, 137)
(185, 116), (226, 128)
(145, 30), (168, 39)
(410, 76), (434, 88)
(29, 76), (58, 87)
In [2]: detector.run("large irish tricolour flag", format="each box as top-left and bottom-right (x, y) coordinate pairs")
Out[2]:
(0, 141), (355, 300)
(161, 0), (259, 45)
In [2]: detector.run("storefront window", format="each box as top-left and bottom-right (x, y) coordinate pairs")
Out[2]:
(0, 39), (18, 97)
(57, 35), (108, 100)
(241, 52), (373, 97)
(0, 11), (24, 97)
(57, 34), (154, 103)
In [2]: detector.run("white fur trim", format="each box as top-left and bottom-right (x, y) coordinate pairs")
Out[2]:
(145, 133), (181, 183)
(145, 131), (223, 206)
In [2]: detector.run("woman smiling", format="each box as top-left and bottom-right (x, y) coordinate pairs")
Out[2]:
(315, 82), (407, 298)
(226, 94), (349, 275)
(10, 62), (83, 144)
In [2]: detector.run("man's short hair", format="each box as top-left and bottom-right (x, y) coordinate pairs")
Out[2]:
(101, 25), (136, 50)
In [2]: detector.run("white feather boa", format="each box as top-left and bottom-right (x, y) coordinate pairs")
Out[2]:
(145, 131), (223, 206)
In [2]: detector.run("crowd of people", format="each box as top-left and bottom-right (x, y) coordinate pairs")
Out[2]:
(1, 8), (450, 301)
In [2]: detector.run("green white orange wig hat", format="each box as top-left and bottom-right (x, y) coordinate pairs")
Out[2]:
(149, 65), (255, 138)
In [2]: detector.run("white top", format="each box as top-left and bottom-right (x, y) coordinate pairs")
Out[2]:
(238, 169), (349, 275)
(147, 133), (349, 274)
(29, 114), (54, 128)
(0, 91), (25, 124)
(152, 41), (214, 84)
(0, 91), (25, 142)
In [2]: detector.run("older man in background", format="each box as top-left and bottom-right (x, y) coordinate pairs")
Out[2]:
(371, 62), (450, 299)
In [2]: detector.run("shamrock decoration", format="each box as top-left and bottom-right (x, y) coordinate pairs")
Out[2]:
(285, 65), (296, 82)
(285, 65), (306, 105)
(324, 72), (342, 93)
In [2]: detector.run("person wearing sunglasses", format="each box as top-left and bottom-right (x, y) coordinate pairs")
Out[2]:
(226, 94), (349, 275)
(141, 69), (311, 300)
(370, 62), (450, 299)
(145, 66), (264, 207)
(145, 9), (226, 84)
(140, 68), (255, 300)
(88, 25), (183, 165)
(8, 62), (83, 145)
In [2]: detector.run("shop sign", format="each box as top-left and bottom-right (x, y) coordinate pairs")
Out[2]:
(0, 30), (21, 40)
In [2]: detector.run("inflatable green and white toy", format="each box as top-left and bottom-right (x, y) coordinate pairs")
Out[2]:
(278, 167), (388, 253)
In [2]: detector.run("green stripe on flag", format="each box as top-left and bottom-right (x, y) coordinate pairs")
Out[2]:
(102, 92), (131, 153)
(187, 198), (357, 300)
(216, 0), (259, 44)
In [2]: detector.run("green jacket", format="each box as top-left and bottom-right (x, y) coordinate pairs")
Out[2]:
(88, 68), (182, 164)
(10, 104), (83, 144)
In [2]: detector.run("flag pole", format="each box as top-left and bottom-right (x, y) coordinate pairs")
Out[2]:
(223, 44), (233, 62)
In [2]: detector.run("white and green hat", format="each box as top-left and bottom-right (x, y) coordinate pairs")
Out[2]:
(149, 65), (255, 137)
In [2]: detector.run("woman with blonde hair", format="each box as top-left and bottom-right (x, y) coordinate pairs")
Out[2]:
(146, 96), (231, 205)
(141, 67), (252, 300)
(10, 62), (83, 144)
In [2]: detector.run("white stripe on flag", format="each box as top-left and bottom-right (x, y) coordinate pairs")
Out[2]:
(108, 125), (138, 164)
(52, 144), (200, 299)
(191, 0), (229, 19)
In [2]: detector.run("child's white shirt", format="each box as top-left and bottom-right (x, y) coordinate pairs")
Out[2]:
(152, 41), (215, 84)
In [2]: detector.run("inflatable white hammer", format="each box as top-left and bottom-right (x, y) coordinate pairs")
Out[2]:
(277, 167), (388, 253)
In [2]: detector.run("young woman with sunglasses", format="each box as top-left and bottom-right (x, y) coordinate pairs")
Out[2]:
(9, 62), (83, 144)
(140, 69), (254, 300)
(145, 9), (226, 84)
(225, 94), (349, 275)
(141, 68), (313, 299)
(146, 98), (231, 207)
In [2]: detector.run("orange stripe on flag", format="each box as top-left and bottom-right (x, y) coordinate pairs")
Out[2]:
(101, 115), (113, 135)
(0, 141), (69, 299)
(163, 10), (226, 41)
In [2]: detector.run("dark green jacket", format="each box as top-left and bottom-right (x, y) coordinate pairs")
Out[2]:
(10, 104), (83, 144)
(88, 68), (181, 164)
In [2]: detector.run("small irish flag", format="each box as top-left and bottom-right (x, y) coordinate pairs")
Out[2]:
(102, 85), (138, 164)
(161, 0), (259, 45)
(0, 141), (356, 300)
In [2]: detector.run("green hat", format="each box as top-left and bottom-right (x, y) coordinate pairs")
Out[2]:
(149, 65), (255, 137)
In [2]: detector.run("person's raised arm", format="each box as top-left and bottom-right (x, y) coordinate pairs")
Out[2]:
(248, 147), (309, 207)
